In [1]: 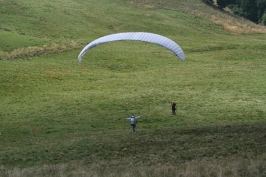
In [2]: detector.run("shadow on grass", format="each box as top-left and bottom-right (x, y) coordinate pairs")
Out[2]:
(2, 123), (265, 170)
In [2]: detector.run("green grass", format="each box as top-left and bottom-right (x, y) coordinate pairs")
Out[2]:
(0, 0), (266, 176)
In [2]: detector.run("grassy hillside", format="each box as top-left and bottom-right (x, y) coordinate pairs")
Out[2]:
(1, 0), (265, 58)
(0, 0), (266, 176)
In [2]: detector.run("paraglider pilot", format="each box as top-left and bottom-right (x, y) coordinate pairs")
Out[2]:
(171, 101), (177, 115)
(126, 114), (140, 132)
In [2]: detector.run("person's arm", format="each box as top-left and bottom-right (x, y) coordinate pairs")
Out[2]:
(135, 116), (140, 119)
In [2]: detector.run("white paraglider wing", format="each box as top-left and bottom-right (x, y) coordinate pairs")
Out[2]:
(78, 32), (185, 64)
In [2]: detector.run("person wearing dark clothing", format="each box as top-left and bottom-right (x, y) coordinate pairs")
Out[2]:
(171, 101), (177, 115)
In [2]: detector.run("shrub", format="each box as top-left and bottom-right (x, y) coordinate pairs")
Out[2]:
(202, 0), (214, 5)
(262, 12), (266, 25)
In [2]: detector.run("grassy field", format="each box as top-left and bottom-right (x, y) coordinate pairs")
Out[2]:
(0, 0), (266, 176)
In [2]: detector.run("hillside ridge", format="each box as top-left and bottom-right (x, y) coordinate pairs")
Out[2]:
(1, 0), (266, 60)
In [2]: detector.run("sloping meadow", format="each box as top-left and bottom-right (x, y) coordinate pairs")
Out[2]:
(0, 0), (266, 176)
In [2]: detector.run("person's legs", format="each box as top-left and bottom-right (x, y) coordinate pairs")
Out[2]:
(131, 124), (134, 132)
(131, 124), (136, 132)
(172, 108), (177, 115)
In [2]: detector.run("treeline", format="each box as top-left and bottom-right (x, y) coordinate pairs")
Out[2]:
(203, 0), (266, 25)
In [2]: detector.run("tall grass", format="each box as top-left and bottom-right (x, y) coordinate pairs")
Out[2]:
(2, 154), (266, 177)
(0, 41), (80, 60)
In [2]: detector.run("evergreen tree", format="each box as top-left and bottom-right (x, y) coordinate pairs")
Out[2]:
(202, 0), (214, 4)
(217, 0), (227, 8)
(210, 0), (266, 25)
(257, 0), (266, 23)
(241, 0), (259, 23)
(262, 12), (266, 25)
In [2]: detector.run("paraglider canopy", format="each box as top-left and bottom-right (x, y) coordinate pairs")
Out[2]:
(78, 32), (185, 64)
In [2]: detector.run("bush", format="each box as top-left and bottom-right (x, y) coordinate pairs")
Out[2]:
(202, 0), (214, 5)
(262, 12), (266, 25)
(228, 4), (242, 15)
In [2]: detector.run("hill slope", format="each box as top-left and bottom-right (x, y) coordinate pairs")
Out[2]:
(124, 0), (266, 34)
(1, 0), (265, 58)
(0, 0), (266, 176)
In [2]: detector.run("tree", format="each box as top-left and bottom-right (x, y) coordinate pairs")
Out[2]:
(262, 11), (266, 25)
(202, 0), (214, 4)
(217, 0), (227, 8)
(257, 0), (266, 23)
(210, 0), (266, 24)
(241, 0), (259, 23)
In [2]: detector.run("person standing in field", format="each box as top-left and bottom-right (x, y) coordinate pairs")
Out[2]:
(171, 101), (177, 115)
(126, 114), (140, 132)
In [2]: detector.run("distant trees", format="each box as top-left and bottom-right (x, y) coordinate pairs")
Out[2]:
(241, 0), (258, 22)
(215, 0), (266, 25)
(257, 0), (266, 23)
(262, 12), (266, 25)
(216, 0), (227, 8)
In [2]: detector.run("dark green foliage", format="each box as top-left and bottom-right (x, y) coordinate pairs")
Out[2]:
(241, 0), (259, 23)
(262, 12), (266, 24)
(217, 0), (227, 8)
(215, 0), (266, 24)
(257, 0), (266, 22)
(228, 4), (242, 15)
(202, 0), (214, 5)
